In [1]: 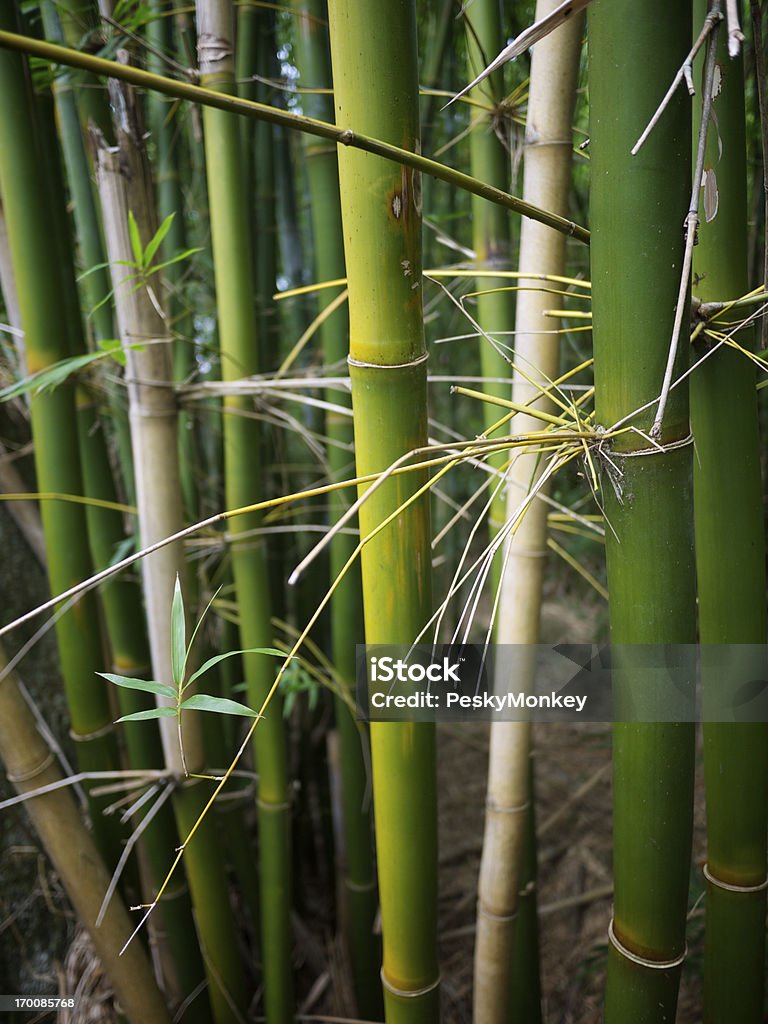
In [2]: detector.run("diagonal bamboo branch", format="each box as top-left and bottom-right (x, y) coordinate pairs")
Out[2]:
(0, 28), (590, 244)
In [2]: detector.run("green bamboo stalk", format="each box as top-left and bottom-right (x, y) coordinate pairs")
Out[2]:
(196, 2), (293, 1018)
(465, 0), (514, 563)
(0, 4), (124, 868)
(690, 7), (768, 1020)
(292, 1), (381, 1012)
(94, 89), (247, 1024)
(474, 5), (583, 1021)
(327, 1), (438, 1019)
(40, 0), (135, 511)
(236, 4), (279, 365)
(0, 25), (590, 244)
(589, 2), (697, 1021)
(0, 643), (171, 1024)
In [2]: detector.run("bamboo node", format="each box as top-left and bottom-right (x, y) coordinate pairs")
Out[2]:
(338, 129), (355, 145)
(486, 797), (530, 815)
(380, 969), (440, 998)
(70, 722), (115, 742)
(6, 752), (54, 783)
(703, 863), (768, 894)
(608, 917), (686, 969)
(610, 433), (694, 459)
(348, 352), (429, 370)
(345, 877), (377, 893)
(197, 33), (232, 66)
(257, 797), (291, 812)
(477, 902), (518, 924)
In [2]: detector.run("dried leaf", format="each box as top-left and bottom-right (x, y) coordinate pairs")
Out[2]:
(445, 0), (593, 107)
(703, 167), (719, 223)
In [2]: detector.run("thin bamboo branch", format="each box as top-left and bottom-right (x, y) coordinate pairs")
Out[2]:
(0, 28), (590, 244)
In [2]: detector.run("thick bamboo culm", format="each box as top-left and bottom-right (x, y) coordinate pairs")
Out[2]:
(291, 0), (381, 1014)
(94, 86), (247, 1024)
(589, 2), (697, 1020)
(0, 644), (171, 1024)
(327, 1), (439, 1019)
(690, 5), (768, 1020)
(474, 7), (584, 1020)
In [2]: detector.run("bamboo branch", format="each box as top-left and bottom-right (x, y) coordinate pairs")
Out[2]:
(0, 28), (590, 244)
(651, 12), (721, 439)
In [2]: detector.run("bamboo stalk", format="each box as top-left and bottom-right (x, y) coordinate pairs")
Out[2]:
(0, 4), (124, 867)
(473, 5), (584, 1021)
(196, 2), (293, 1018)
(327, 2), (438, 1020)
(0, 643), (171, 1024)
(691, 6), (768, 1020)
(291, 1), (381, 1013)
(465, 0), (515, 565)
(94, 82), (247, 1024)
(589, 2), (697, 1020)
(0, 26), (590, 244)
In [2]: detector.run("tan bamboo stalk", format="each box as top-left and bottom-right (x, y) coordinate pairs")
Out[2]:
(0, 643), (170, 1024)
(473, 5), (584, 1022)
(94, 83), (246, 1024)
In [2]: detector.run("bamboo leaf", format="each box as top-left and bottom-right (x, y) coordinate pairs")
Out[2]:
(128, 210), (143, 266)
(116, 707), (179, 723)
(186, 647), (288, 687)
(170, 574), (185, 688)
(142, 212), (175, 268)
(446, 0), (594, 106)
(703, 167), (719, 222)
(97, 672), (177, 699)
(0, 343), (121, 401)
(180, 694), (262, 718)
(145, 247), (203, 275)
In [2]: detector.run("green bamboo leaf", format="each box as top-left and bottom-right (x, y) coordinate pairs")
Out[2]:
(0, 349), (112, 401)
(97, 672), (177, 699)
(116, 707), (179, 723)
(186, 647), (288, 687)
(145, 247), (203, 275)
(170, 574), (185, 688)
(142, 212), (175, 268)
(180, 694), (262, 718)
(128, 210), (143, 266)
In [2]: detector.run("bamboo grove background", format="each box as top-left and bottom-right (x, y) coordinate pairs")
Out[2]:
(0, 1), (767, 1022)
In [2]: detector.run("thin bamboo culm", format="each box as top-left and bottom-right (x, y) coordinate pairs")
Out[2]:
(196, 2), (293, 1018)
(327, 1), (439, 1019)
(690, 4), (768, 1020)
(473, 5), (584, 1021)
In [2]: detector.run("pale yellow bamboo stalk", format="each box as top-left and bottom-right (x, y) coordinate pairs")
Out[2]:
(0, 644), (170, 1024)
(473, 4), (584, 1021)
(93, 105), (196, 777)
